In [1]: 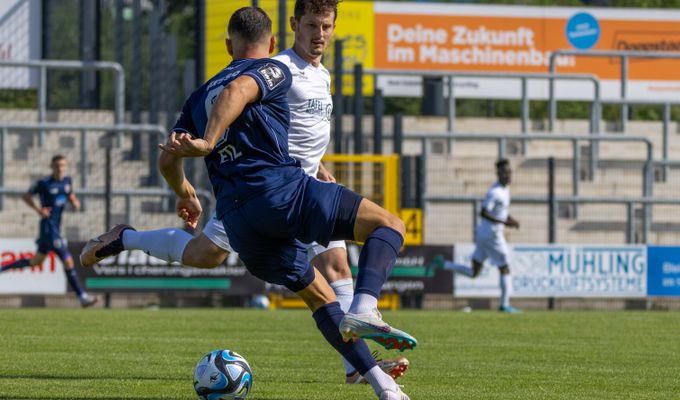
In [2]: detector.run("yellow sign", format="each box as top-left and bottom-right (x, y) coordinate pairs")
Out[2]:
(400, 208), (423, 245)
(204, 0), (374, 95)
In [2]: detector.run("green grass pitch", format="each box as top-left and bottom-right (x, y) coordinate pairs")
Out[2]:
(0, 309), (678, 399)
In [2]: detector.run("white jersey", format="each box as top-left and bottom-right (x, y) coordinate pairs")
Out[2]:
(273, 49), (332, 177)
(478, 182), (510, 236)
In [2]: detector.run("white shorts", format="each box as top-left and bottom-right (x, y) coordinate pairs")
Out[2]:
(202, 212), (345, 261)
(471, 228), (510, 267)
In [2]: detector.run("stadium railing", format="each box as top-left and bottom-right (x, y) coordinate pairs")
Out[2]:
(549, 49), (680, 132)
(355, 68), (601, 153)
(398, 132), (657, 243)
(0, 60), (126, 139)
(0, 122), (213, 238)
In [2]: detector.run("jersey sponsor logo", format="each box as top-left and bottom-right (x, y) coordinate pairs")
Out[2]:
(295, 70), (308, 80)
(305, 98), (333, 122)
(49, 187), (58, 194)
(257, 63), (285, 90)
(207, 71), (240, 90)
(205, 86), (225, 118)
(218, 144), (242, 163)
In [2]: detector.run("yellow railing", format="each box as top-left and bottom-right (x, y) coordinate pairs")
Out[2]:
(321, 154), (400, 215)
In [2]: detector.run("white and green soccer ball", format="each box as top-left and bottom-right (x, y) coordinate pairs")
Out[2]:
(193, 349), (252, 400)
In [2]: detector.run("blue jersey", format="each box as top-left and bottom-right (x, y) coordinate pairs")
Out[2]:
(29, 176), (72, 236)
(172, 58), (304, 217)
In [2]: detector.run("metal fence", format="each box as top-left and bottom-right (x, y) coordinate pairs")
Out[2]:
(0, 60), (125, 126)
(0, 123), (213, 243)
(404, 132), (680, 245)
(548, 49), (680, 132)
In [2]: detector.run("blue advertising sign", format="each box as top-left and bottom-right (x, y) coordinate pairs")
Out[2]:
(566, 12), (600, 50)
(647, 246), (680, 296)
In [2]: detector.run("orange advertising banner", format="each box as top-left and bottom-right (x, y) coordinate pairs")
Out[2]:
(373, 3), (680, 99)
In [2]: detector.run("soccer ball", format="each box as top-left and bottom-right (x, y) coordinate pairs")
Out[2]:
(193, 349), (252, 400)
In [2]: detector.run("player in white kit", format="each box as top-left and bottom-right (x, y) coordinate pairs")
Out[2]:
(431, 159), (521, 313)
(82, 0), (408, 384)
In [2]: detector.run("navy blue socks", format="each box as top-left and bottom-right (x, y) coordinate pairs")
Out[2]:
(0, 258), (31, 272)
(65, 268), (86, 299)
(312, 302), (377, 375)
(355, 226), (403, 298)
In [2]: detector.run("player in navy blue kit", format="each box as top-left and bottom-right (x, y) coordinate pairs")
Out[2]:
(1, 155), (96, 308)
(81, 7), (411, 399)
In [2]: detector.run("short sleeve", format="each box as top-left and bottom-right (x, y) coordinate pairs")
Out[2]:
(28, 180), (42, 195)
(172, 95), (197, 136)
(482, 188), (498, 212)
(243, 59), (292, 103)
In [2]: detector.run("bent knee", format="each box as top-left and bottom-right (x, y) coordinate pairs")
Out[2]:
(182, 239), (228, 268)
(383, 213), (405, 237)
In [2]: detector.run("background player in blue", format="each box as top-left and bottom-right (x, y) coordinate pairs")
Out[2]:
(81, 7), (412, 399)
(1, 155), (96, 308)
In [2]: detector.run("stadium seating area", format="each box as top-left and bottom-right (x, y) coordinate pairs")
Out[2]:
(2, 110), (680, 245)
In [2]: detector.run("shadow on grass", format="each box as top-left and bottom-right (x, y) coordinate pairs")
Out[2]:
(0, 397), (292, 400)
(0, 374), (180, 381)
(0, 397), (175, 400)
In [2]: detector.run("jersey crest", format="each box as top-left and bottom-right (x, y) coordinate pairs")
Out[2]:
(258, 63), (286, 90)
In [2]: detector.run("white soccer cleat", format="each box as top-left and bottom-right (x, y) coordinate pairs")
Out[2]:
(379, 387), (410, 400)
(346, 351), (410, 384)
(339, 309), (417, 352)
(80, 296), (98, 308)
(79, 224), (135, 267)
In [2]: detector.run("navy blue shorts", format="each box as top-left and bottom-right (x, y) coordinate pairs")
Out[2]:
(222, 175), (362, 292)
(36, 234), (72, 262)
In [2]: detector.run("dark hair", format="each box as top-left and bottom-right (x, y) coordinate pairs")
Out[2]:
(51, 154), (66, 164)
(495, 159), (509, 169)
(228, 7), (272, 44)
(294, 0), (340, 21)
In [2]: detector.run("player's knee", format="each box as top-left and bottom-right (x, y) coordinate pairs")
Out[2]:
(186, 252), (225, 268)
(499, 266), (510, 275)
(384, 213), (405, 237)
(183, 239), (227, 268)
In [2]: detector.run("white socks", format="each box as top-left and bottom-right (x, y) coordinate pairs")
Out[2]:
(363, 365), (399, 396)
(329, 278), (356, 375)
(500, 273), (511, 308)
(348, 292), (378, 315)
(330, 278), (354, 313)
(446, 261), (474, 277)
(122, 228), (192, 264)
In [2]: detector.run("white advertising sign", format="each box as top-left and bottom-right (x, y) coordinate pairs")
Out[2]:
(0, 238), (66, 294)
(455, 244), (647, 298)
(0, 0), (41, 89)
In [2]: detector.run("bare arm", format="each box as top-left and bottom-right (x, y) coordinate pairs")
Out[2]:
(158, 76), (261, 158)
(158, 147), (196, 199)
(316, 161), (336, 183)
(68, 192), (80, 212)
(158, 147), (202, 228)
(480, 209), (519, 229)
(22, 192), (50, 218)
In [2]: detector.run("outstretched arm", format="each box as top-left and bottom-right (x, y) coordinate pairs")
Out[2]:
(158, 147), (202, 228)
(159, 76), (261, 158)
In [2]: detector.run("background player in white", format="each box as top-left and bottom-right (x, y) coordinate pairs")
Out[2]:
(430, 159), (521, 313)
(80, 0), (407, 383)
